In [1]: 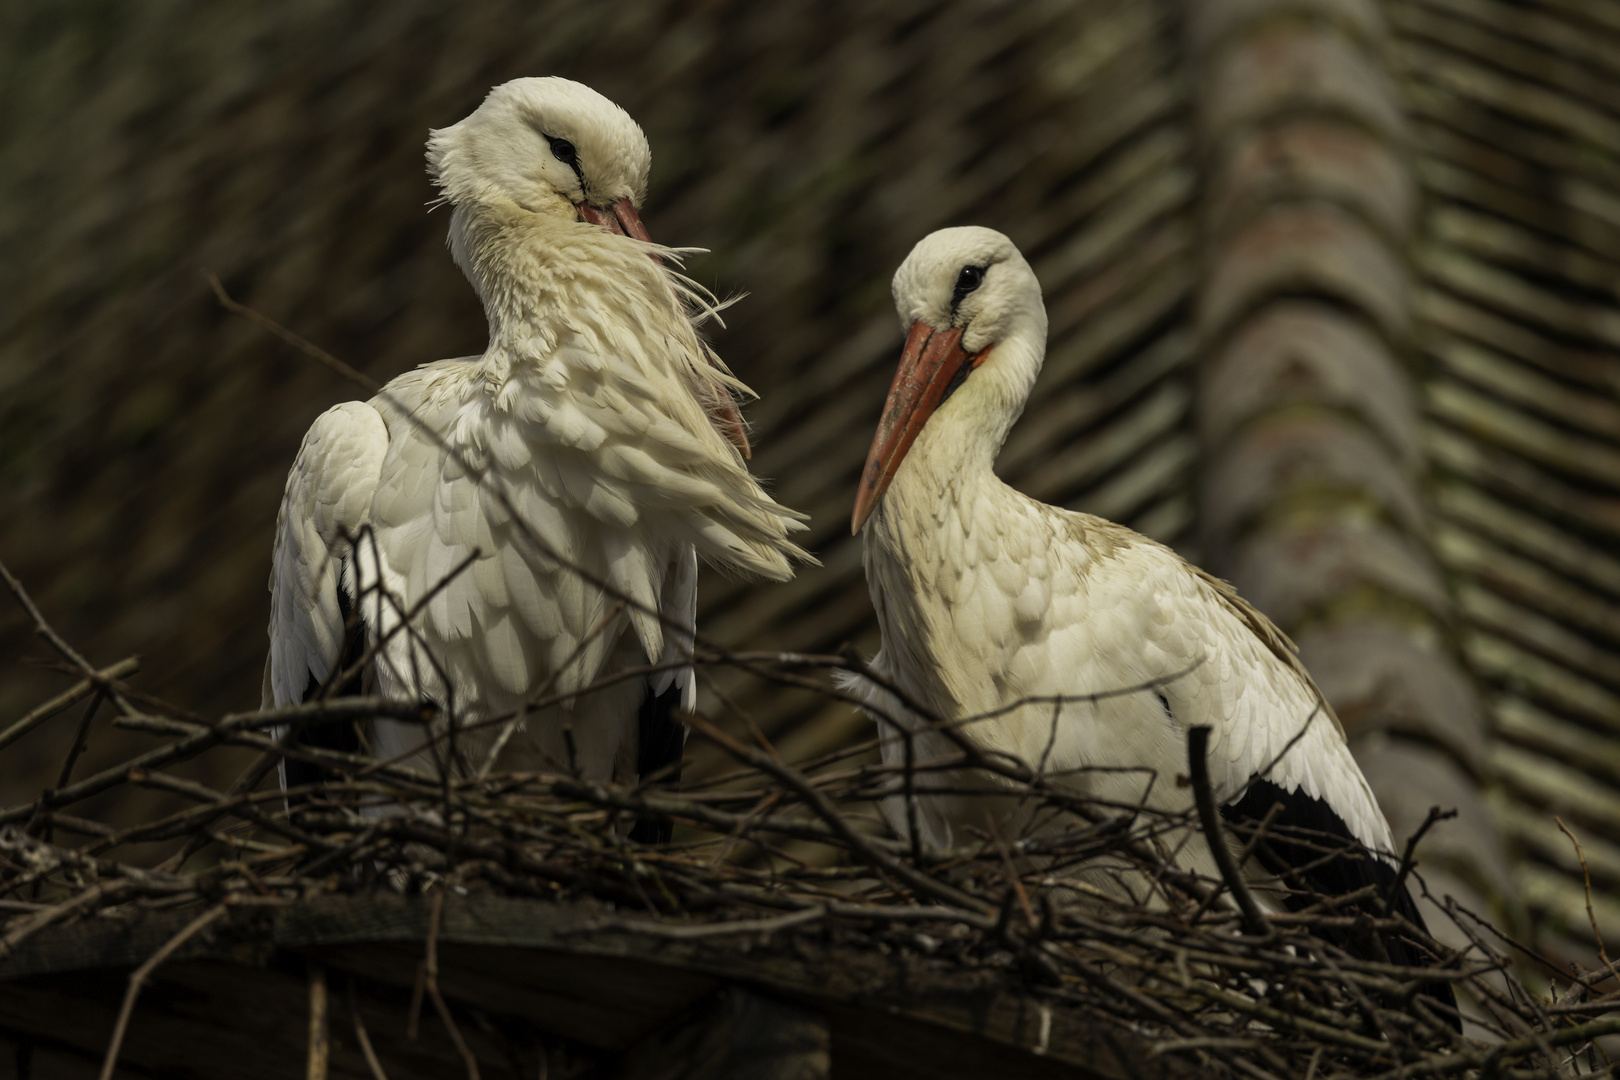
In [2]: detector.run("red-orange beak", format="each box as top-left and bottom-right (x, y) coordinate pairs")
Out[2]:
(851, 322), (987, 534)
(577, 195), (652, 243)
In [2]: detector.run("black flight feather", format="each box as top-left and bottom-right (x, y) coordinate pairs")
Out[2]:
(628, 679), (686, 845)
(1223, 779), (1459, 1025)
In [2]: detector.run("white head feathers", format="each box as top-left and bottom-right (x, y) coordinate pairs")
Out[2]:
(426, 77), (651, 217)
(892, 226), (1045, 355)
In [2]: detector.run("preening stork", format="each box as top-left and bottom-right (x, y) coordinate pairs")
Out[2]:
(263, 78), (808, 837)
(847, 226), (1451, 994)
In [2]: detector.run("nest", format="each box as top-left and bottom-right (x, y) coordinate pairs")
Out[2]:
(2, 551), (1619, 1080)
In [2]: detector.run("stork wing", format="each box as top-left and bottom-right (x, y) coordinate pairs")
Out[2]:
(1076, 531), (1394, 856)
(263, 401), (390, 710)
(1172, 560), (1449, 993)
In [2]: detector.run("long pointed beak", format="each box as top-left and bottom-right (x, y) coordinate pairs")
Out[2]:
(851, 321), (985, 534)
(577, 196), (652, 243)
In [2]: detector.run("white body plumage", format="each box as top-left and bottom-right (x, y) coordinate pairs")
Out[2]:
(263, 78), (806, 785)
(848, 227), (1394, 892)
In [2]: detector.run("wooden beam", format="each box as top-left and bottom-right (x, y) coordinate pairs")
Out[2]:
(0, 896), (1183, 1080)
(620, 988), (829, 1080)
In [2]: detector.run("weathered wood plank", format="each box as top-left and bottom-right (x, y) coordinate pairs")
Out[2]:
(0, 897), (1177, 1080)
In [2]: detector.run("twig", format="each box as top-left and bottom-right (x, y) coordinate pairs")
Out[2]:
(0, 657), (140, 753)
(0, 558), (136, 718)
(568, 905), (826, 940)
(683, 711), (990, 914)
(1387, 805), (1454, 911)
(0, 697), (436, 826)
(206, 273), (380, 393)
(52, 690), (105, 792)
(0, 880), (133, 959)
(901, 730), (922, 865)
(348, 979), (392, 1080)
(307, 961), (330, 1080)
(985, 814), (1036, 929)
(422, 891), (481, 1080)
(97, 902), (230, 1080)
(1362, 1016), (1620, 1080)
(1186, 726), (1270, 938)
(1556, 817), (1620, 987)
(162, 737), (294, 873)
(406, 961), (426, 1042)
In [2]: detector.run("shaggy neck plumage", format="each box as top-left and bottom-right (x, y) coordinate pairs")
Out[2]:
(447, 199), (675, 379)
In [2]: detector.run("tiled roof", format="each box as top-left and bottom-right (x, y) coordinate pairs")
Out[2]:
(1391, 0), (1620, 948)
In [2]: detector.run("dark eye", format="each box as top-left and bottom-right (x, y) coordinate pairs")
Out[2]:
(952, 265), (986, 308)
(545, 135), (580, 171)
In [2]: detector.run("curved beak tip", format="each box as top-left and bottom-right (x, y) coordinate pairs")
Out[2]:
(576, 197), (652, 245)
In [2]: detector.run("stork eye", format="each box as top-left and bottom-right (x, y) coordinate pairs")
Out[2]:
(952, 264), (986, 308)
(546, 135), (580, 172)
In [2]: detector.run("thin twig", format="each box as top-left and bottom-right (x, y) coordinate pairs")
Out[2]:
(1388, 805), (1454, 910)
(1556, 816), (1620, 988)
(98, 903), (230, 1080)
(52, 690), (105, 792)
(0, 697), (435, 826)
(0, 657), (140, 753)
(307, 961), (330, 1080)
(347, 978), (392, 1080)
(0, 560), (138, 720)
(569, 905), (826, 940)
(0, 880), (136, 958)
(422, 890), (481, 1080)
(683, 711), (990, 914)
(206, 273), (379, 393)
(1186, 726), (1269, 938)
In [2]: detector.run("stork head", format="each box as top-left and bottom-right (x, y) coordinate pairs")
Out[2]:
(852, 227), (1047, 534)
(427, 77), (652, 240)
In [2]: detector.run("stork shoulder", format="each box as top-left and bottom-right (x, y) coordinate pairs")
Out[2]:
(265, 400), (390, 708)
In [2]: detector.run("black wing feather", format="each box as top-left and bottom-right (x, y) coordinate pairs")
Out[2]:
(628, 680), (686, 845)
(1224, 779), (1459, 1023)
(284, 566), (366, 797)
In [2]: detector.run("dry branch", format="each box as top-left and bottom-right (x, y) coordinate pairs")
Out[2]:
(97, 902), (229, 1080)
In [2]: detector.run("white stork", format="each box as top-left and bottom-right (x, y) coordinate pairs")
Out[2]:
(263, 78), (807, 833)
(846, 226), (1449, 988)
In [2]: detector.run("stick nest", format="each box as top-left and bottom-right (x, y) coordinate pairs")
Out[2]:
(1, 580), (1616, 1080)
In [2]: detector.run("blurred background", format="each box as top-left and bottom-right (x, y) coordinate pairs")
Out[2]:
(2, 0), (1618, 967)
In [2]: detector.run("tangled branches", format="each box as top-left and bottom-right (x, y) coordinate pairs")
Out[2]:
(1, 553), (1617, 1079)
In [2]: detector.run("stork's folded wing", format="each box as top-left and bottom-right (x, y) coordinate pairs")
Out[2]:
(263, 401), (390, 709)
